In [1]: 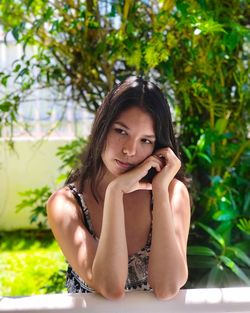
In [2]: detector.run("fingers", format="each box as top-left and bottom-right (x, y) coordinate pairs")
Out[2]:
(155, 147), (174, 159)
(154, 147), (181, 169)
(144, 155), (163, 172)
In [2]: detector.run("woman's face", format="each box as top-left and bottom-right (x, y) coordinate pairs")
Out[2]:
(101, 106), (156, 178)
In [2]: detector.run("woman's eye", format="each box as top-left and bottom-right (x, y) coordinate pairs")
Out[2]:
(142, 138), (152, 144)
(114, 128), (127, 135)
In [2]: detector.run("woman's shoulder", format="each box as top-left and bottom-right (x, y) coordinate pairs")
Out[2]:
(169, 178), (189, 195)
(47, 185), (74, 204)
(169, 178), (188, 193)
(46, 186), (80, 220)
(169, 179), (190, 210)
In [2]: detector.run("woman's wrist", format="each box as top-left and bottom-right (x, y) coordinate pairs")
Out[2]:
(106, 180), (125, 197)
(152, 183), (169, 198)
(152, 180), (169, 192)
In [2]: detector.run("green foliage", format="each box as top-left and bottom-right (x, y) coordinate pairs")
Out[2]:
(40, 270), (66, 294)
(56, 137), (88, 183)
(237, 218), (250, 236)
(0, 230), (67, 296)
(16, 186), (52, 229)
(185, 134), (250, 287)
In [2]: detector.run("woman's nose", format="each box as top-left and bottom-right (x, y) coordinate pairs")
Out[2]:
(122, 139), (137, 156)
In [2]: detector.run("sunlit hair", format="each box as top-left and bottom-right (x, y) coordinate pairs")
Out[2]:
(66, 76), (184, 200)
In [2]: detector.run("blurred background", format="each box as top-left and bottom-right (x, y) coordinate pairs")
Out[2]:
(0, 0), (249, 296)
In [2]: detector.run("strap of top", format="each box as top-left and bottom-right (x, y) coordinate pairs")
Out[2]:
(68, 184), (82, 208)
(67, 184), (95, 237)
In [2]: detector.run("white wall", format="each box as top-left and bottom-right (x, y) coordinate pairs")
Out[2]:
(0, 138), (73, 230)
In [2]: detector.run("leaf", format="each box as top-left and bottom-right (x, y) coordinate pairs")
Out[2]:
(197, 134), (206, 151)
(227, 247), (250, 267)
(215, 118), (228, 134)
(187, 256), (216, 268)
(27, 0), (34, 9)
(0, 101), (12, 112)
(243, 193), (250, 213)
(188, 246), (216, 256)
(210, 175), (223, 186)
(207, 265), (223, 286)
(13, 64), (21, 73)
(43, 7), (54, 20)
(224, 29), (240, 52)
(220, 256), (250, 285)
(237, 218), (250, 236)
(55, 173), (68, 184)
(145, 45), (160, 68)
(197, 18), (226, 35)
(15, 68), (29, 80)
(197, 223), (225, 248)
(126, 21), (134, 35)
(182, 146), (193, 161)
(12, 26), (19, 41)
(213, 200), (238, 221)
(197, 152), (212, 164)
(1, 75), (10, 87)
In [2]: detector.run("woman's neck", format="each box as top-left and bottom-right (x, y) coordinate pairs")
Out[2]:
(98, 170), (116, 200)
(85, 169), (115, 204)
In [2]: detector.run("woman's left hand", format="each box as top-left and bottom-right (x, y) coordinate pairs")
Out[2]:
(152, 147), (181, 189)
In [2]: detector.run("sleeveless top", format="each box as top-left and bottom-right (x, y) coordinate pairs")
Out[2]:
(66, 184), (153, 293)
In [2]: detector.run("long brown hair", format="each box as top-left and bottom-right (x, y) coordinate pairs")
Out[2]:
(65, 76), (185, 200)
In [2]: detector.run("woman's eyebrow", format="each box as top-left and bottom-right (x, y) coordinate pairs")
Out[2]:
(114, 121), (156, 139)
(114, 121), (129, 129)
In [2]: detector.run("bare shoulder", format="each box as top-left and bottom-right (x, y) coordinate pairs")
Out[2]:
(169, 179), (190, 213)
(46, 186), (81, 222)
(169, 179), (189, 198)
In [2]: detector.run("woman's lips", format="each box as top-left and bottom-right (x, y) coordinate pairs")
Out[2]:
(115, 159), (133, 169)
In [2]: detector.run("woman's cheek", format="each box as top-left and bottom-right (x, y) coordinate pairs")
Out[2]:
(139, 146), (154, 162)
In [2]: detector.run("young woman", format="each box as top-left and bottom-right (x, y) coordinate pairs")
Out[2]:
(47, 76), (191, 300)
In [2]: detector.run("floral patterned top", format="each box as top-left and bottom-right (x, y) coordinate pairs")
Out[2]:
(66, 184), (153, 293)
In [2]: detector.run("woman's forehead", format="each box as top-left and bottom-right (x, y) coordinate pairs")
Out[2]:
(113, 106), (155, 134)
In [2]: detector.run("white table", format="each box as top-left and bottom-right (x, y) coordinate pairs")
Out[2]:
(0, 287), (250, 313)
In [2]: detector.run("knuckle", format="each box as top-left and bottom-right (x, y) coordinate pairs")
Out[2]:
(149, 155), (158, 162)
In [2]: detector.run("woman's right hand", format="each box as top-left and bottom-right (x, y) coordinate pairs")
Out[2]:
(109, 155), (163, 194)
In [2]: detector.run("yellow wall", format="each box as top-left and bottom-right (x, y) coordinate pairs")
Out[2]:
(0, 138), (73, 230)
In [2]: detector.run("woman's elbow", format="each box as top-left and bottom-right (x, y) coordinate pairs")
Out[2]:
(92, 271), (126, 300)
(153, 272), (188, 300)
(99, 286), (125, 300)
(153, 284), (180, 300)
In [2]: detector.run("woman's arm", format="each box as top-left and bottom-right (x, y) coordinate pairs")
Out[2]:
(91, 183), (128, 298)
(47, 186), (128, 299)
(148, 148), (191, 300)
(148, 180), (190, 299)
